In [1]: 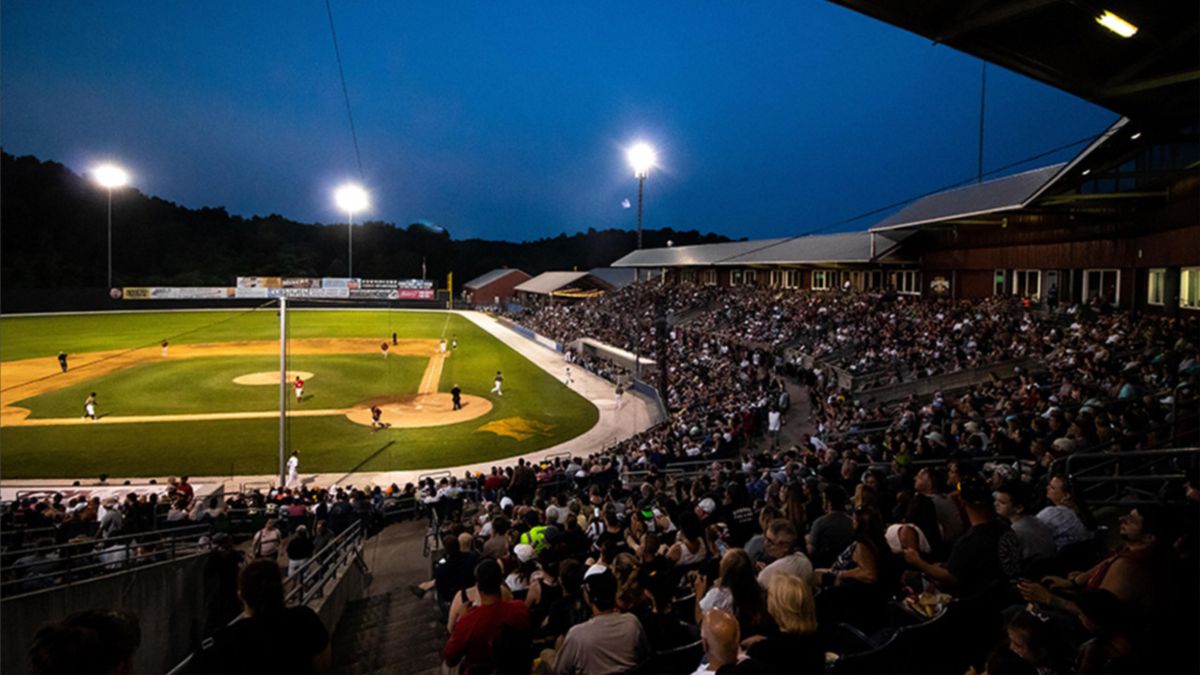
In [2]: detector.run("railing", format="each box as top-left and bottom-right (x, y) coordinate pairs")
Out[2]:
(0, 524), (210, 598)
(1057, 447), (1200, 508)
(284, 520), (367, 606)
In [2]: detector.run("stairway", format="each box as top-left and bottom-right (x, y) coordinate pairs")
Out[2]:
(330, 520), (448, 675)
(331, 589), (446, 674)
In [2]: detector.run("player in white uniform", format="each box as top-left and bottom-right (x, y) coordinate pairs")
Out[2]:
(564, 366), (574, 385)
(286, 451), (300, 488)
(490, 371), (503, 396)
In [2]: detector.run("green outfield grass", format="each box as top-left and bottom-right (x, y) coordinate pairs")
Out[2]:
(13, 354), (427, 418)
(0, 310), (599, 478)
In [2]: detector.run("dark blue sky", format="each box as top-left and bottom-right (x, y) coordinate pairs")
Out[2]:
(3, 1), (1118, 241)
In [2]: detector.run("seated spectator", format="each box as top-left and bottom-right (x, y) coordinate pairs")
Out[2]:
(885, 493), (941, 560)
(994, 482), (1056, 570)
(903, 476), (1021, 598)
(189, 559), (330, 673)
(443, 559), (531, 675)
(29, 609), (141, 675)
(756, 519), (813, 591)
(807, 484), (854, 568)
(914, 467), (965, 544)
(1036, 476), (1092, 551)
(693, 607), (763, 675)
(286, 525), (315, 579)
(745, 574), (823, 674)
(694, 549), (772, 640)
(554, 569), (649, 675)
(635, 563), (697, 652)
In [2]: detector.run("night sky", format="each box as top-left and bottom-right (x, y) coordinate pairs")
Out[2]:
(2, 1), (1118, 241)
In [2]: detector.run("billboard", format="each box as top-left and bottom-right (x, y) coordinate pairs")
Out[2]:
(122, 287), (235, 300)
(236, 276), (283, 288)
(348, 288), (436, 300)
(359, 278), (434, 290)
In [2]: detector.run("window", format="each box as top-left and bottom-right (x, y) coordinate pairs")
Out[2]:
(812, 270), (831, 291)
(1183, 268), (1200, 310)
(731, 269), (743, 285)
(1083, 269), (1120, 306)
(683, 269), (698, 284)
(785, 270), (801, 288)
(744, 270), (757, 285)
(702, 269), (717, 286)
(1147, 269), (1166, 306)
(769, 270), (780, 288)
(892, 270), (920, 295)
(994, 270), (1007, 296)
(1012, 270), (1041, 301)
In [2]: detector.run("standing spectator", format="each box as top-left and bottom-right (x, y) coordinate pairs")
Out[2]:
(189, 560), (330, 673)
(555, 569), (649, 675)
(177, 476), (195, 507)
(287, 525), (315, 579)
(203, 533), (243, 633)
(252, 518), (282, 561)
(443, 560), (530, 675)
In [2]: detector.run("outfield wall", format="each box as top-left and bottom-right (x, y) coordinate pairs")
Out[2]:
(0, 288), (461, 315)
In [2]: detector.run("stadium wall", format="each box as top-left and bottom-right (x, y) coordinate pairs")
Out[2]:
(1, 553), (213, 675)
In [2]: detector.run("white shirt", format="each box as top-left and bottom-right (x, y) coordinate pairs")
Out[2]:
(768, 410), (782, 432)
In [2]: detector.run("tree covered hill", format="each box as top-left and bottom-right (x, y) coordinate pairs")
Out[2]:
(1, 151), (732, 290)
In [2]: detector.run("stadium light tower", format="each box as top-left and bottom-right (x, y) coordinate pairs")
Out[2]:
(334, 183), (369, 277)
(627, 142), (657, 249)
(93, 163), (129, 289)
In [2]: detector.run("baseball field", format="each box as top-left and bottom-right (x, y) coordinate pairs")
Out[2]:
(0, 309), (599, 479)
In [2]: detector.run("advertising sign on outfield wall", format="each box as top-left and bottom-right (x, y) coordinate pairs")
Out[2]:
(122, 287), (236, 300)
(358, 278), (434, 290)
(348, 288), (436, 300)
(282, 277), (321, 289)
(320, 277), (358, 289)
(265, 287), (351, 299)
(236, 276), (283, 288)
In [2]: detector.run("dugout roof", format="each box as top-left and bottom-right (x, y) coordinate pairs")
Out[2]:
(827, 0), (1199, 128)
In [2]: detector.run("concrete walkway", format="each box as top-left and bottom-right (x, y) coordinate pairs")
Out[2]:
(1, 310), (660, 494)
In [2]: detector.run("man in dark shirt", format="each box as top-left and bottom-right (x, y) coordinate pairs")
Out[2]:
(190, 559), (330, 673)
(902, 475), (1021, 598)
(808, 484), (854, 568)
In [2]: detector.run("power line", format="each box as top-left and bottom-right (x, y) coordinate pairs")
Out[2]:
(325, 0), (366, 181)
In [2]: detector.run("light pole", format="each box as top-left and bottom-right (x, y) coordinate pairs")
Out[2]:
(627, 142), (657, 250)
(93, 164), (129, 289)
(334, 184), (369, 278)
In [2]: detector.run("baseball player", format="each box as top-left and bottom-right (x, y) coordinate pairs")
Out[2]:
(294, 376), (304, 403)
(451, 336), (458, 350)
(58, 351), (68, 373)
(392, 332), (398, 346)
(370, 405), (386, 431)
(615, 382), (625, 409)
(83, 392), (98, 422)
(439, 339), (447, 354)
(451, 384), (463, 410)
(380, 341), (390, 359)
(564, 366), (574, 385)
(490, 371), (503, 396)
(286, 451), (300, 488)
(161, 339), (169, 357)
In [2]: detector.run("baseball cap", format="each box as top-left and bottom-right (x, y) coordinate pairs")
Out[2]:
(499, 496), (514, 509)
(514, 544), (535, 563)
(697, 498), (716, 515)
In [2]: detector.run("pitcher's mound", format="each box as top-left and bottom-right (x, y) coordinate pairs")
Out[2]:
(344, 393), (493, 429)
(234, 370), (314, 385)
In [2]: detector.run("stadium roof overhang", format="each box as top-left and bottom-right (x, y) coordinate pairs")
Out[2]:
(513, 271), (615, 296)
(826, 0), (1200, 130)
(610, 231), (915, 268)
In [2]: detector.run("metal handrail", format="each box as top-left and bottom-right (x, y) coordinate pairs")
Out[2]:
(283, 520), (366, 606)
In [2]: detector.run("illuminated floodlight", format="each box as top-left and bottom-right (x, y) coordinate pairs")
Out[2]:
(627, 142), (657, 178)
(1096, 10), (1137, 38)
(334, 184), (369, 212)
(93, 164), (129, 189)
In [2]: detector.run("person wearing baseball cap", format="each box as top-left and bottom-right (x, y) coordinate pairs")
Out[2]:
(555, 569), (650, 674)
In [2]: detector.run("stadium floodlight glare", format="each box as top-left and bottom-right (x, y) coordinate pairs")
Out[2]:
(1095, 10), (1137, 38)
(93, 163), (130, 290)
(334, 183), (369, 277)
(627, 142), (657, 178)
(626, 142), (658, 251)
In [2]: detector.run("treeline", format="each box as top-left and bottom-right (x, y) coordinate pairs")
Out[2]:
(1, 151), (731, 289)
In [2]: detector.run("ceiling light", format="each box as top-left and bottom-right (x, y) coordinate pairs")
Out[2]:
(1081, 169), (1091, 176)
(1130, 132), (1142, 140)
(1096, 10), (1137, 38)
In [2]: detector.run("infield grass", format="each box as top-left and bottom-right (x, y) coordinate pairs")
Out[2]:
(0, 310), (599, 478)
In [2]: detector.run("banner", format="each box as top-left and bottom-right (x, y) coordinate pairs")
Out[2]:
(234, 288), (270, 299)
(320, 277), (359, 289)
(236, 276), (282, 288)
(359, 278), (434, 290)
(122, 287), (235, 300)
(265, 287), (350, 299)
(282, 277), (321, 289)
(348, 288), (436, 300)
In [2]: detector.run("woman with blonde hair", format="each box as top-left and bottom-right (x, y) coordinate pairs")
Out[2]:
(745, 574), (824, 673)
